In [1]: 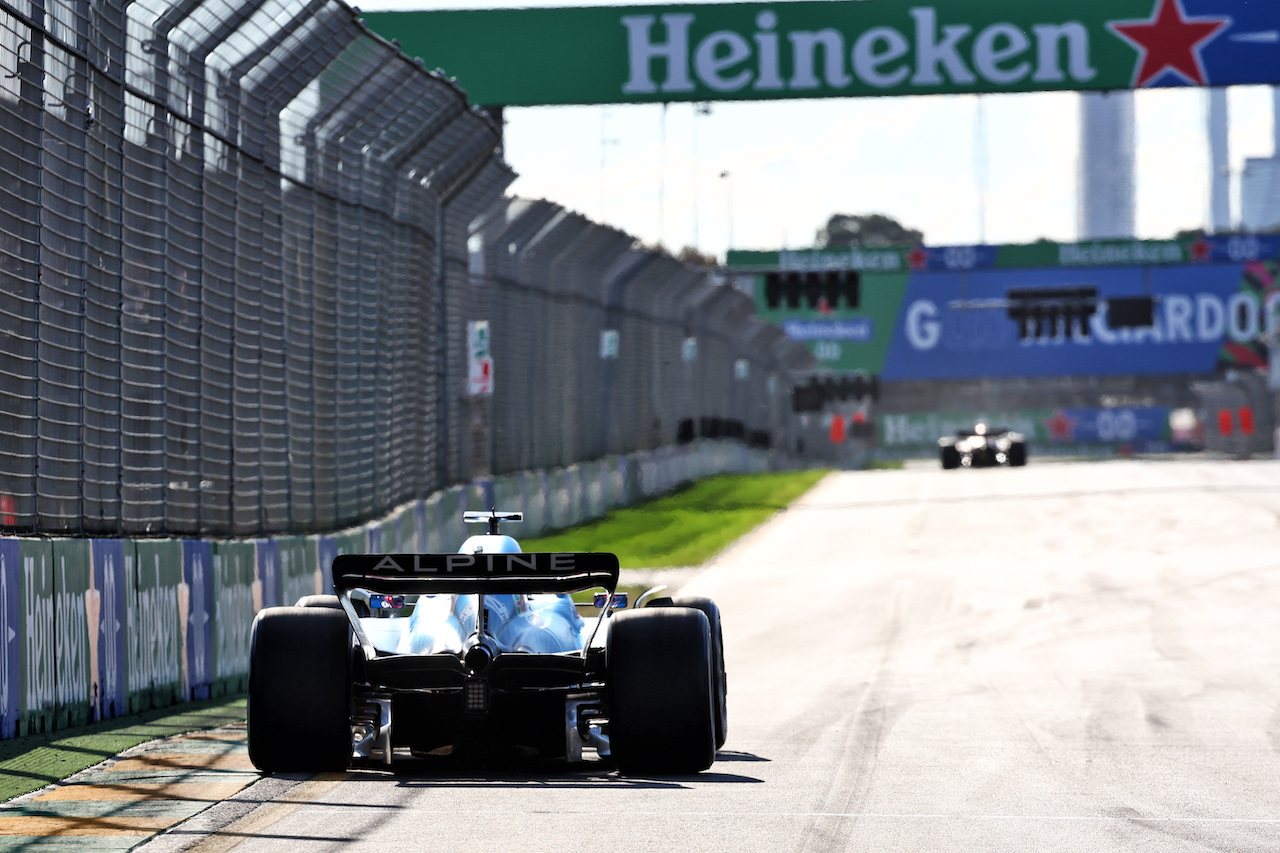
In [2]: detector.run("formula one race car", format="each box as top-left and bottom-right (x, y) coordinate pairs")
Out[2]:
(247, 511), (726, 776)
(939, 423), (1027, 469)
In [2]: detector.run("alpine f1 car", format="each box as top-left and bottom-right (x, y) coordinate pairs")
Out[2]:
(938, 423), (1028, 469)
(247, 511), (727, 775)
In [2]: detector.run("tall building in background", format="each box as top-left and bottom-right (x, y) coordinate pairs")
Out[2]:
(1240, 86), (1280, 232)
(1077, 91), (1135, 240)
(1207, 88), (1231, 232)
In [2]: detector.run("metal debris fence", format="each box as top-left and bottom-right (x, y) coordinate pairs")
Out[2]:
(0, 0), (814, 539)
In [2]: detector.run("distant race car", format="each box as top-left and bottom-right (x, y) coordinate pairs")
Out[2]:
(247, 510), (726, 776)
(938, 423), (1028, 469)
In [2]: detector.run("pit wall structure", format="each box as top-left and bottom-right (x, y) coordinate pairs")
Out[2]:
(0, 441), (775, 741)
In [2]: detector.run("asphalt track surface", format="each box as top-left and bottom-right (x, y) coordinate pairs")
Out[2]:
(144, 459), (1280, 853)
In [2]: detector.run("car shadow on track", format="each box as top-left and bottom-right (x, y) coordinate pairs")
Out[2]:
(340, 751), (768, 789)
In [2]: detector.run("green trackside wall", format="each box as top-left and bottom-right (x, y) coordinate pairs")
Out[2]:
(0, 442), (777, 741)
(361, 1), (1280, 107)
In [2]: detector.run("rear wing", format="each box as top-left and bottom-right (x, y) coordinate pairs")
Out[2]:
(332, 552), (620, 595)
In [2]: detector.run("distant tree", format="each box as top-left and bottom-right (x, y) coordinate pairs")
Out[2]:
(676, 245), (719, 267)
(1174, 227), (1207, 241)
(816, 213), (923, 249)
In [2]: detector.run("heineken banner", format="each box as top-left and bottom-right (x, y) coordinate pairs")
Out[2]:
(879, 408), (1172, 448)
(52, 539), (92, 730)
(19, 539), (54, 734)
(278, 537), (316, 608)
(212, 542), (256, 697)
(128, 541), (183, 712)
(362, 0), (1280, 106)
(733, 236), (1280, 380)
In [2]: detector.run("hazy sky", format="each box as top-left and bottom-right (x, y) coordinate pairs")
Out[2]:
(360, 0), (1279, 259)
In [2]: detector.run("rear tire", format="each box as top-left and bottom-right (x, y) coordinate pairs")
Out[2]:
(248, 607), (352, 773)
(1008, 441), (1028, 467)
(671, 596), (727, 750)
(940, 444), (960, 470)
(607, 608), (715, 775)
(298, 592), (369, 618)
(296, 594), (340, 608)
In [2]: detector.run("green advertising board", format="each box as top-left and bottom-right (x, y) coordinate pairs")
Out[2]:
(211, 541), (256, 697)
(278, 536), (315, 610)
(726, 238), (1203, 274)
(128, 541), (184, 713)
(362, 1), (1280, 107)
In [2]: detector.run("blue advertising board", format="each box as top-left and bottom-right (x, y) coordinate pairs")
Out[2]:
(182, 540), (214, 701)
(883, 262), (1277, 380)
(91, 540), (128, 721)
(0, 539), (17, 738)
(1047, 407), (1172, 444)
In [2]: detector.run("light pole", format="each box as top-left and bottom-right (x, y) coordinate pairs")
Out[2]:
(719, 170), (734, 254)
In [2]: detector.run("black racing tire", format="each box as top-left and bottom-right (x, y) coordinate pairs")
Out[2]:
(607, 608), (715, 775)
(671, 596), (727, 751)
(298, 593), (369, 618)
(248, 606), (352, 773)
(1008, 441), (1028, 467)
(296, 594), (340, 608)
(940, 444), (961, 470)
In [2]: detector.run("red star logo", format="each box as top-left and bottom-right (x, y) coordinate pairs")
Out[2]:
(907, 246), (928, 272)
(1044, 410), (1077, 442)
(1189, 237), (1212, 262)
(1109, 0), (1230, 88)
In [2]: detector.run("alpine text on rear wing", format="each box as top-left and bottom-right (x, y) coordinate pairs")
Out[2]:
(331, 552), (621, 595)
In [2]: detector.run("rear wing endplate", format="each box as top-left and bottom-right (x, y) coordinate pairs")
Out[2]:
(332, 552), (620, 595)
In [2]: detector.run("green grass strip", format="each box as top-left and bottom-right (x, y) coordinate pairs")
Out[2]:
(0, 696), (247, 804)
(522, 469), (829, 568)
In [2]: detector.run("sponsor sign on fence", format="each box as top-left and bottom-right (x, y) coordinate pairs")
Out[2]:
(182, 541), (214, 702)
(737, 238), (1280, 378)
(0, 540), (18, 738)
(52, 539), (91, 731)
(364, 1), (1280, 106)
(128, 541), (183, 713)
(213, 542), (256, 697)
(20, 539), (54, 735)
(278, 537), (315, 608)
(878, 408), (1172, 447)
(91, 540), (128, 723)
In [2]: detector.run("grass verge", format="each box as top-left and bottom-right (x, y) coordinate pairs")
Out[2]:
(0, 696), (247, 803)
(522, 468), (829, 568)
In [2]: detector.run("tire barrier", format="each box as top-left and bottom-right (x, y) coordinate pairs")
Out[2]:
(0, 442), (777, 741)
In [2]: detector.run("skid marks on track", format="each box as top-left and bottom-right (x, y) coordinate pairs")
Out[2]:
(794, 581), (915, 853)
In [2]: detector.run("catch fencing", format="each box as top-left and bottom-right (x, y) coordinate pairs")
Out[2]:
(0, 0), (814, 540)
